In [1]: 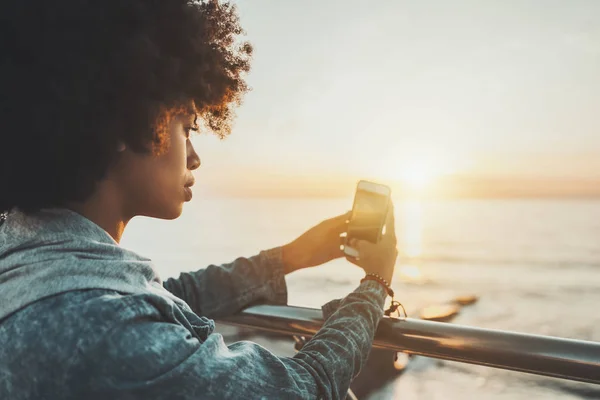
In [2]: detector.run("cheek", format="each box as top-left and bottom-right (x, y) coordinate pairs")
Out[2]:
(154, 139), (187, 188)
(122, 149), (184, 198)
(113, 140), (187, 217)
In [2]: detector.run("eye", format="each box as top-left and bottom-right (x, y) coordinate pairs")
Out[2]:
(183, 125), (198, 139)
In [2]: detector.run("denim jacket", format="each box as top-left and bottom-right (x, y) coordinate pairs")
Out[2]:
(0, 208), (387, 399)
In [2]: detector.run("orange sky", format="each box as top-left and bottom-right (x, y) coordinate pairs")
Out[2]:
(190, 1), (600, 199)
(196, 166), (600, 199)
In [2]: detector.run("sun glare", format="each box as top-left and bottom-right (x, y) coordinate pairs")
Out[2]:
(373, 152), (470, 196)
(400, 161), (437, 191)
(401, 166), (434, 190)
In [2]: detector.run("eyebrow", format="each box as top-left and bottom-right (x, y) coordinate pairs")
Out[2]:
(184, 117), (199, 132)
(180, 111), (198, 127)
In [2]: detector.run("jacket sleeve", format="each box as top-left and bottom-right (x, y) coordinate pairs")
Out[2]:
(162, 247), (287, 319)
(86, 281), (387, 400)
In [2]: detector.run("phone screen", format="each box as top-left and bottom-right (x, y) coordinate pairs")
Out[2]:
(347, 184), (390, 243)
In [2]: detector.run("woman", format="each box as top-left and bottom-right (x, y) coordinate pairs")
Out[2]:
(0, 1), (398, 399)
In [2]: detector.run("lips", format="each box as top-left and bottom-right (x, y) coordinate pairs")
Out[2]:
(184, 186), (193, 201)
(184, 178), (195, 188)
(184, 178), (195, 201)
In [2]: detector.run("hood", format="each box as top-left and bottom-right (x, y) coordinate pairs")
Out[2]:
(0, 207), (163, 321)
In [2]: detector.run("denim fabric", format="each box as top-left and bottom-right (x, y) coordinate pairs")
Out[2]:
(0, 208), (387, 399)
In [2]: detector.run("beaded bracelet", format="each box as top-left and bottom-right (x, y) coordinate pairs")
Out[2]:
(360, 273), (407, 319)
(360, 273), (394, 297)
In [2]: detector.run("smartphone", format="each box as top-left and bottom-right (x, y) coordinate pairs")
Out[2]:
(343, 180), (392, 258)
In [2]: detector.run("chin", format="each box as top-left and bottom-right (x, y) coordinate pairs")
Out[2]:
(164, 204), (184, 220)
(148, 203), (184, 220)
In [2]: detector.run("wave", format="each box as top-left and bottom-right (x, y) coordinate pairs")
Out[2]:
(534, 380), (600, 399)
(429, 360), (600, 399)
(406, 254), (600, 269)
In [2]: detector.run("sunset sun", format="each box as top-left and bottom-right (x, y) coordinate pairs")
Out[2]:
(399, 161), (438, 192)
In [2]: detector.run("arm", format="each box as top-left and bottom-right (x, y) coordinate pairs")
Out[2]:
(86, 280), (386, 400)
(162, 212), (351, 319)
(162, 247), (287, 319)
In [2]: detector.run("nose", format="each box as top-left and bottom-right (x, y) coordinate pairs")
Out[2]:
(187, 140), (201, 171)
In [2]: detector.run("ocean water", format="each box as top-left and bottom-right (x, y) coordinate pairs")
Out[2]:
(121, 197), (600, 399)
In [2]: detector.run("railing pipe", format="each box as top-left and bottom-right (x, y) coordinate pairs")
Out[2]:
(219, 305), (600, 385)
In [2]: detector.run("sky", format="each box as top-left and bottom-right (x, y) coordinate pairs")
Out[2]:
(193, 0), (600, 197)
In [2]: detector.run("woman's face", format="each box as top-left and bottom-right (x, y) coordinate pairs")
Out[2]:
(114, 113), (201, 220)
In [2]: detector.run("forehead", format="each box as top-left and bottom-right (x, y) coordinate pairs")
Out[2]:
(171, 100), (196, 120)
(166, 101), (197, 128)
(178, 113), (196, 124)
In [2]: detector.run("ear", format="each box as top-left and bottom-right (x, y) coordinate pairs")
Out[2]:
(116, 141), (126, 152)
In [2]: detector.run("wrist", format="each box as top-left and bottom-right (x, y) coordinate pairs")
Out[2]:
(281, 242), (305, 274)
(361, 273), (394, 297)
(364, 270), (392, 284)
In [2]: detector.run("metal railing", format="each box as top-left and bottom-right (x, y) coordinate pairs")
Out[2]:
(219, 304), (600, 385)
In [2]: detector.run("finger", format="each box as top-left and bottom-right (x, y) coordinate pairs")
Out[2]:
(349, 238), (370, 253)
(328, 211), (352, 234)
(344, 210), (352, 222)
(339, 232), (348, 246)
(336, 243), (345, 257)
(343, 239), (362, 260)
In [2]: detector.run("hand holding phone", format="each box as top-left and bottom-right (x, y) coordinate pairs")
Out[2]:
(343, 180), (398, 283)
(344, 180), (392, 250)
(346, 207), (398, 283)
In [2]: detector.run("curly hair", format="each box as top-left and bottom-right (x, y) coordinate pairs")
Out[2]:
(0, 0), (252, 214)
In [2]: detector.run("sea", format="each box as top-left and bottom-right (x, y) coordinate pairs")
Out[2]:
(121, 197), (600, 399)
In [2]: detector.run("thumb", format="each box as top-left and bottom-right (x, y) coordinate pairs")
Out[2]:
(348, 238), (372, 252)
